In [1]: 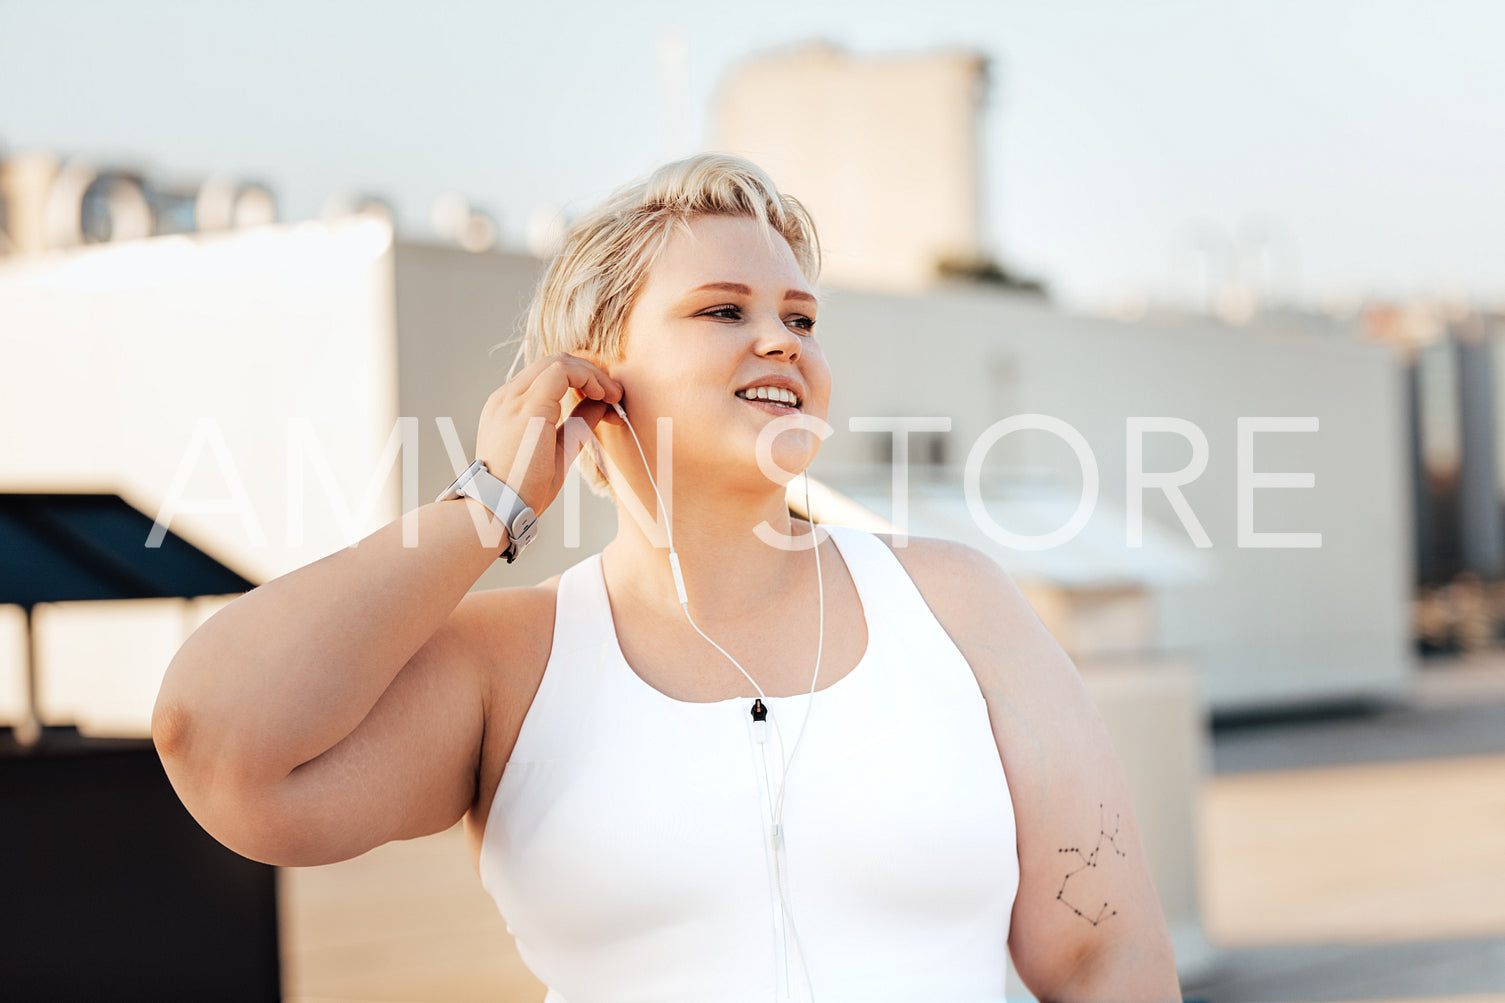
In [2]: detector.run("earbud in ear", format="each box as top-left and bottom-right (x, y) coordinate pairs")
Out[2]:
(611, 401), (628, 423)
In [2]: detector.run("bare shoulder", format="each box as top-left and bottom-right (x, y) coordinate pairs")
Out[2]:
(866, 530), (1095, 793)
(866, 533), (1047, 688)
(451, 574), (562, 737)
(867, 530), (1088, 790)
(451, 575), (561, 672)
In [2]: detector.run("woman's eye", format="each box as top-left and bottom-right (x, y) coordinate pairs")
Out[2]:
(701, 305), (814, 334)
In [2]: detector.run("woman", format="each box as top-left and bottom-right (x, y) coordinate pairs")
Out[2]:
(155, 154), (1180, 1002)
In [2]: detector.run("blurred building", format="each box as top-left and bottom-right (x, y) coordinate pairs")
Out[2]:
(1363, 302), (1505, 652)
(0, 150), (278, 256)
(714, 43), (1002, 293)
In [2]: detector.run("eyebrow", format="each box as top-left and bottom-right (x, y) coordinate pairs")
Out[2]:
(687, 281), (818, 305)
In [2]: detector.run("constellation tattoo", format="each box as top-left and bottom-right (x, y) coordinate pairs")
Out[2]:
(1055, 803), (1127, 926)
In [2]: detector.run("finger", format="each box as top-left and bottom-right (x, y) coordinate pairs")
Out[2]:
(487, 353), (619, 412)
(522, 354), (622, 405)
(502, 351), (576, 393)
(566, 396), (614, 430)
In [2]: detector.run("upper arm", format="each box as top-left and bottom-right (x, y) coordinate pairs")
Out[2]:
(884, 536), (1179, 1001)
(216, 589), (539, 868)
(256, 594), (490, 865)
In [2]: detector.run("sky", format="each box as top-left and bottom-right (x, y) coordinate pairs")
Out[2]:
(2, 0), (1503, 312)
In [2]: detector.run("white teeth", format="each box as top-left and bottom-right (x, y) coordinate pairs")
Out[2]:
(738, 386), (799, 407)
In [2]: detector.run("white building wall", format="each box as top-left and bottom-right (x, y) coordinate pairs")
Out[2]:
(0, 218), (400, 585)
(810, 284), (1414, 711)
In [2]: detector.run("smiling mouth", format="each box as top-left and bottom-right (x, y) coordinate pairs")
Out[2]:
(734, 386), (802, 409)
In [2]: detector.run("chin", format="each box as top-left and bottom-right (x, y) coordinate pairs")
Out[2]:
(762, 436), (822, 487)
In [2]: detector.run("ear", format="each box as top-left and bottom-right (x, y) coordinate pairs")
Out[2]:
(575, 346), (614, 374)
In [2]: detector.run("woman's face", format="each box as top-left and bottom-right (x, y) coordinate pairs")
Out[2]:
(604, 214), (831, 490)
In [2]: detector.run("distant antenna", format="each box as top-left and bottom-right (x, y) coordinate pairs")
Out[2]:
(1168, 220), (1228, 316)
(1235, 214), (1302, 312)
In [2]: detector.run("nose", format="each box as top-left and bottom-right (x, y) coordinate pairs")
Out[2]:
(752, 312), (801, 361)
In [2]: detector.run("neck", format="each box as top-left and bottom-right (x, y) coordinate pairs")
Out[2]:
(603, 479), (818, 624)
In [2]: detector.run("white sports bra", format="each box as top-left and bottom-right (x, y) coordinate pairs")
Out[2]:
(478, 526), (1019, 1002)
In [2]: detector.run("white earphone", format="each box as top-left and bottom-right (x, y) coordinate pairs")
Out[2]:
(609, 399), (823, 1001)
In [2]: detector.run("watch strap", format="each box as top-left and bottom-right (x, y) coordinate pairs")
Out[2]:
(436, 459), (539, 562)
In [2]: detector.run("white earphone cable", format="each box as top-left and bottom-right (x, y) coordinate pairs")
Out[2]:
(770, 471), (823, 827)
(610, 401), (822, 1001)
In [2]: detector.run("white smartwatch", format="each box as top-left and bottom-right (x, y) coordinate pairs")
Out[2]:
(436, 459), (539, 563)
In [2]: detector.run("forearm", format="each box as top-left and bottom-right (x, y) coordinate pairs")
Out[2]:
(154, 497), (502, 785)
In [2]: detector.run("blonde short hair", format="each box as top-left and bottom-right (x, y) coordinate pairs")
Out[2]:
(521, 152), (822, 492)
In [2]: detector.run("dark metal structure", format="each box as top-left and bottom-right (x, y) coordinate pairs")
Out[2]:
(0, 492), (277, 1001)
